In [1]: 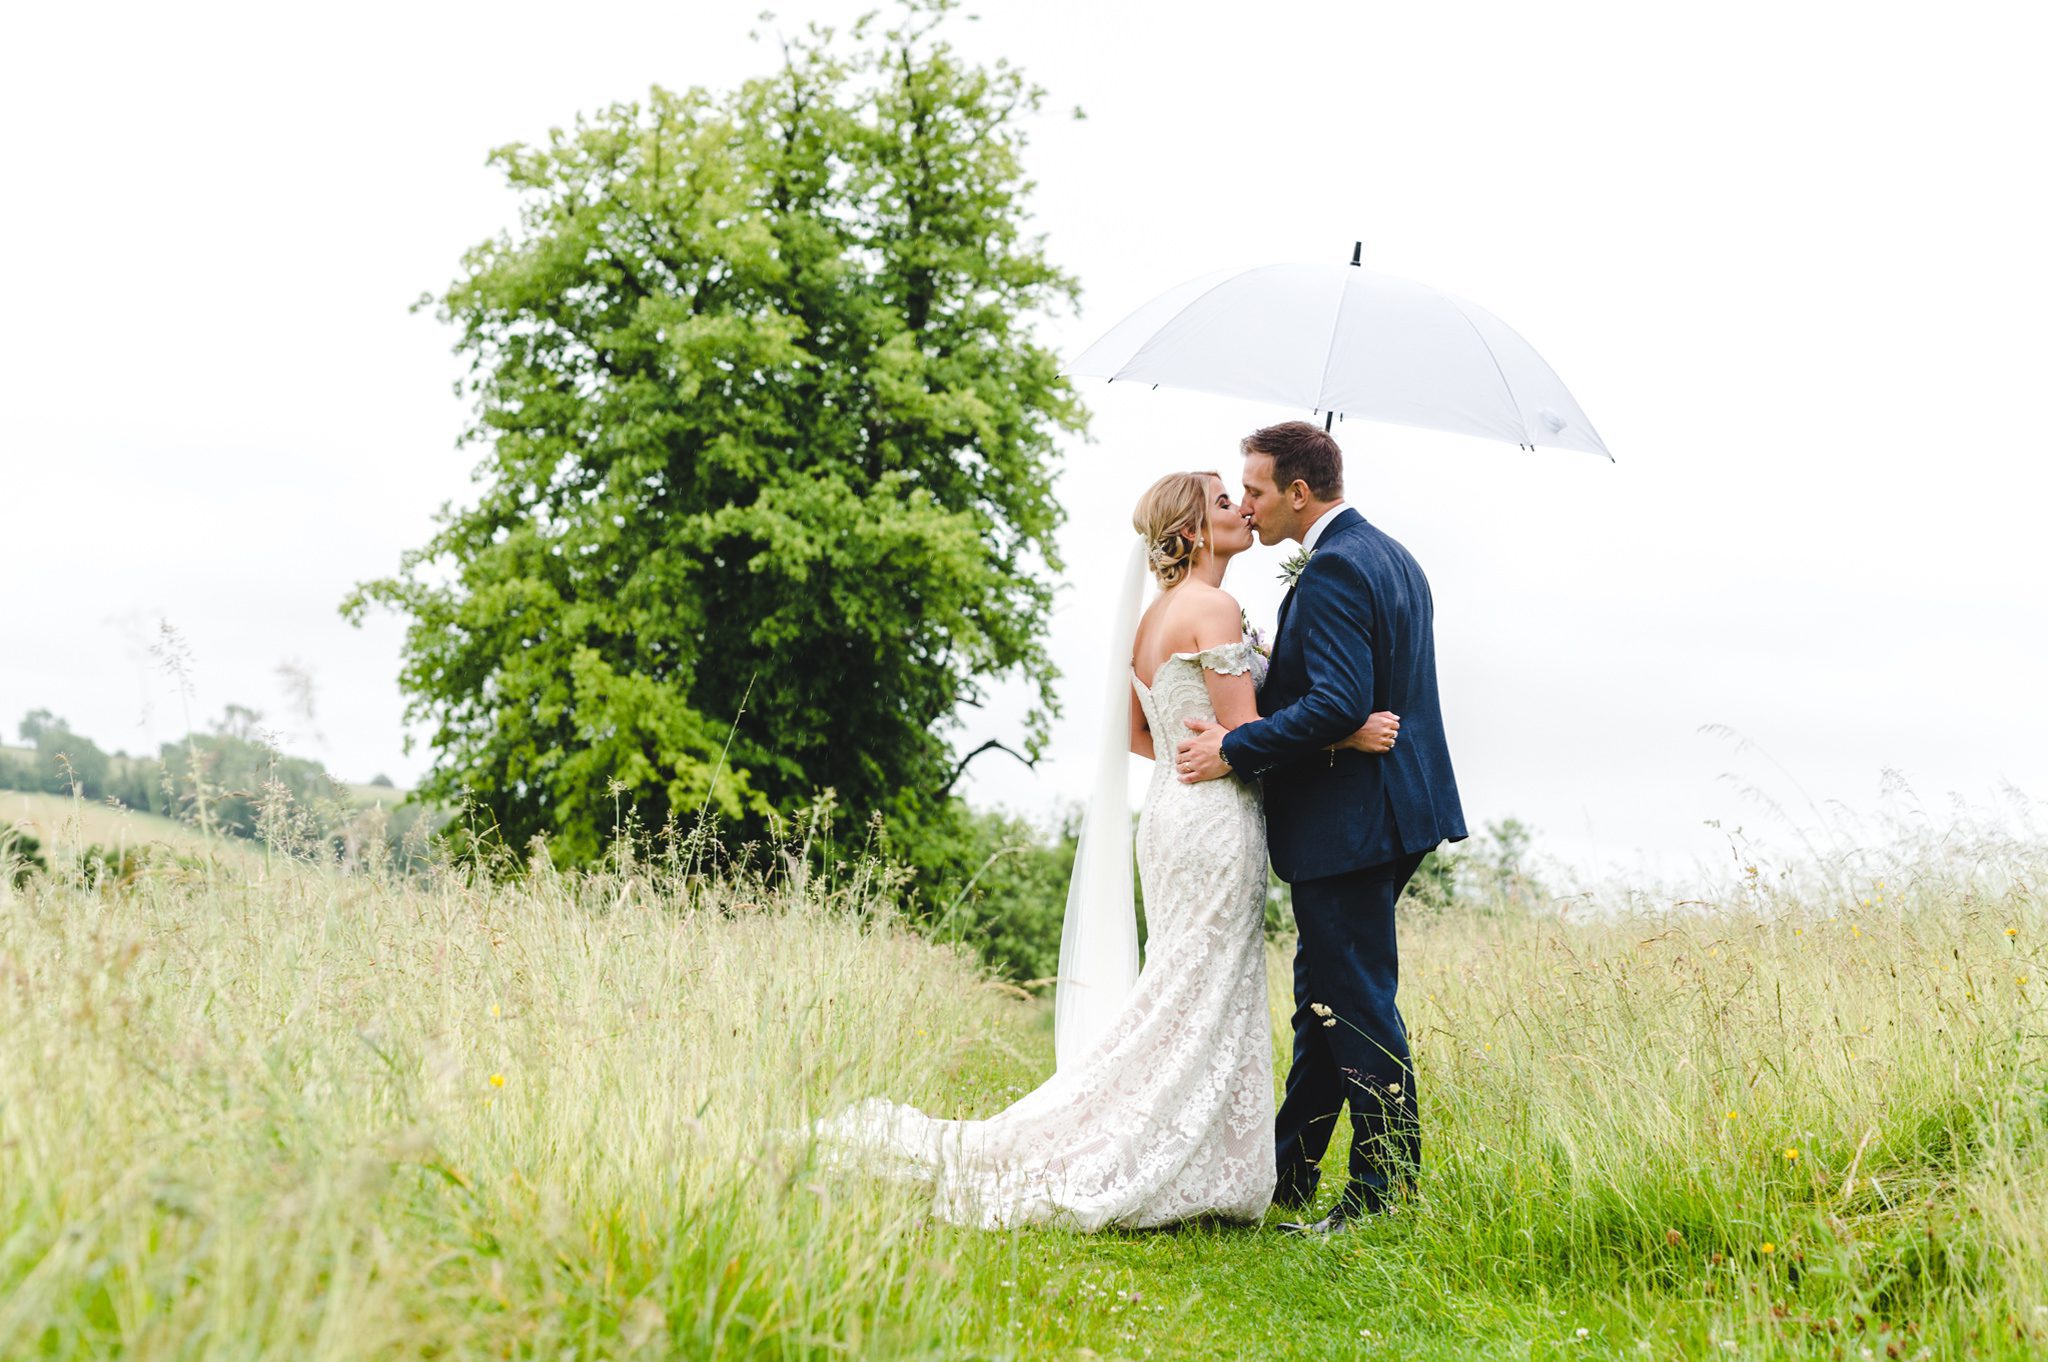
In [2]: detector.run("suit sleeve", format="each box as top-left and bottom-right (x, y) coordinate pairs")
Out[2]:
(1219, 555), (1375, 777)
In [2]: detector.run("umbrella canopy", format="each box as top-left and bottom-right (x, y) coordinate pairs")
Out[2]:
(1067, 253), (1612, 460)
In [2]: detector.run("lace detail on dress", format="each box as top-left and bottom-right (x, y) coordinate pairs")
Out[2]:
(811, 649), (1273, 1230)
(1172, 640), (1261, 677)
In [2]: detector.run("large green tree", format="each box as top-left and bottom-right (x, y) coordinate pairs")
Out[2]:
(346, 4), (1086, 863)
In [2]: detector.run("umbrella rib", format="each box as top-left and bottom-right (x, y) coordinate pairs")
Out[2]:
(1445, 296), (1532, 447)
(1310, 274), (1360, 417)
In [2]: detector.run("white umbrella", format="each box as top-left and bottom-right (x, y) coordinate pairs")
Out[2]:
(1067, 244), (1612, 460)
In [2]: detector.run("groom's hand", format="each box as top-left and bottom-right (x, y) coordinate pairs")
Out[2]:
(1176, 718), (1232, 784)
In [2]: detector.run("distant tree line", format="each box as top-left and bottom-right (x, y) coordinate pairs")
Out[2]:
(1, 709), (171, 817)
(0, 704), (1542, 977)
(0, 708), (443, 867)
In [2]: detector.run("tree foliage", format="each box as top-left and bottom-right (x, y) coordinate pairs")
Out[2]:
(155, 713), (350, 843)
(16, 709), (112, 800)
(907, 803), (1079, 981)
(346, 3), (1085, 863)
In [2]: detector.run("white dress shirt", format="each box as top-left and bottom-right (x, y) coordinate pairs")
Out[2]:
(1300, 501), (1349, 555)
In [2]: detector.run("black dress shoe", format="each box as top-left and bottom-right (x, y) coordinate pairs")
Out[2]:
(1277, 1204), (1362, 1237)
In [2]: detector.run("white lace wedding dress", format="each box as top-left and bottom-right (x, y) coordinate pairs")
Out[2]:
(813, 641), (1274, 1230)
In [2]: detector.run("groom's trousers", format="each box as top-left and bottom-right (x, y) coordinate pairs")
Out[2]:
(1272, 850), (1428, 1215)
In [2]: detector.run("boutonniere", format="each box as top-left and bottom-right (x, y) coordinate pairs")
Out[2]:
(1278, 546), (1311, 588)
(1239, 608), (1270, 659)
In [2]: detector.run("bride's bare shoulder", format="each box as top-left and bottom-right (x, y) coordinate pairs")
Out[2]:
(1182, 579), (1241, 614)
(1148, 580), (1237, 619)
(1178, 582), (1244, 642)
(1136, 582), (1240, 658)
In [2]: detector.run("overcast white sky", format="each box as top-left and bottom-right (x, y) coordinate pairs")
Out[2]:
(4, 0), (2044, 884)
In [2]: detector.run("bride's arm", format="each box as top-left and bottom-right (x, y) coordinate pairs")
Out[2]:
(1130, 682), (1154, 760)
(1190, 592), (1261, 731)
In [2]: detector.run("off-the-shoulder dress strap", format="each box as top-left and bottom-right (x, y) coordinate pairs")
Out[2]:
(1170, 640), (1258, 675)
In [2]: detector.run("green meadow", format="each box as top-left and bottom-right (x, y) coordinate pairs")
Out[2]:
(3, 800), (2043, 1360)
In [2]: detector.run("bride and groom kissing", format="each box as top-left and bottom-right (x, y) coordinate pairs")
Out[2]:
(814, 419), (1466, 1238)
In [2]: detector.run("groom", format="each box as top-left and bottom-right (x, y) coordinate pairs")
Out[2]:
(1177, 420), (1466, 1235)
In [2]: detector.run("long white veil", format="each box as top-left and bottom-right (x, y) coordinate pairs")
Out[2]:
(1051, 537), (1149, 1072)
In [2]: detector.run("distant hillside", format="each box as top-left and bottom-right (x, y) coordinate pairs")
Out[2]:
(2, 790), (255, 865)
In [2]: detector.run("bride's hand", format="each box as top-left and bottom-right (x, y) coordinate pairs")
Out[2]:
(1332, 711), (1400, 754)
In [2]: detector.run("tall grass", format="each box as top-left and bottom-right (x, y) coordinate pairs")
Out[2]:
(0, 812), (1035, 1358)
(2, 797), (2043, 1359)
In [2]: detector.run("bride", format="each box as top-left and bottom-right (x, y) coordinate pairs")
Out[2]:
(811, 471), (1399, 1230)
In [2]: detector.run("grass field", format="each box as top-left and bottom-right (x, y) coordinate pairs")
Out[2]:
(2, 823), (2044, 1360)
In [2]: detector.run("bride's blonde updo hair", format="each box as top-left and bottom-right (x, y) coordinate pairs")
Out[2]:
(1132, 470), (1218, 589)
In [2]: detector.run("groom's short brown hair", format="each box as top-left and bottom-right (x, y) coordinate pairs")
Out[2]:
(1242, 421), (1345, 501)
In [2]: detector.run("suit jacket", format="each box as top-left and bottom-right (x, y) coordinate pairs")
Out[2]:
(1220, 507), (1466, 883)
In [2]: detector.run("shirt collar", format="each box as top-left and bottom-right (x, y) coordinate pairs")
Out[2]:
(1300, 501), (1349, 555)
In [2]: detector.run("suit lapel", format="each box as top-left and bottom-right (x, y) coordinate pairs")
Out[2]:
(1273, 509), (1364, 646)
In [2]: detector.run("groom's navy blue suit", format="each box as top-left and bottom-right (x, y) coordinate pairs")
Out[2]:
(1219, 506), (1465, 1213)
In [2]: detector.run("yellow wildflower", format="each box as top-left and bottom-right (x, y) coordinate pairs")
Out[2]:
(1782, 1147), (1799, 1162)
(488, 1073), (506, 1089)
(1760, 1242), (1776, 1255)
